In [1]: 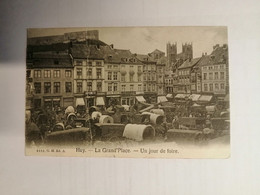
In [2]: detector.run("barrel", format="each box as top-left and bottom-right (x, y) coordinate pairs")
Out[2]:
(53, 123), (65, 131)
(150, 109), (165, 116)
(91, 111), (102, 120)
(67, 112), (76, 120)
(65, 106), (75, 114)
(149, 113), (164, 125)
(123, 124), (155, 141)
(99, 115), (114, 124)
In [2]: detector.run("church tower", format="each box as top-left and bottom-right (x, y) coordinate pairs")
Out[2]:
(182, 43), (193, 60)
(166, 42), (177, 70)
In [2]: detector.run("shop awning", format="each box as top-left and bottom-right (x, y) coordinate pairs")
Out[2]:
(166, 94), (173, 98)
(136, 96), (146, 103)
(96, 97), (105, 106)
(189, 94), (201, 101)
(198, 95), (213, 102)
(76, 98), (85, 106)
(157, 96), (168, 103)
(175, 94), (189, 99)
(175, 94), (184, 99)
(192, 103), (201, 107)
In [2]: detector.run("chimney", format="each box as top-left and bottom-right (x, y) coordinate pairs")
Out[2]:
(110, 44), (114, 48)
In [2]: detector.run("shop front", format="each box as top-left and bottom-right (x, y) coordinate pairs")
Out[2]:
(84, 91), (96, 108)
(121, 91), (135, 106)
(43, 97), (61, 110)
(106, 91), (121, 106)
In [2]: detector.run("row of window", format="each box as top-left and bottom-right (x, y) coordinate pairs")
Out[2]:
(143, 84), (156, 92)
(34, 70), (72, 78)
(75, 60), (102, 66)
(108, 72), (118, 81)
(107, 65), (119, 69)
(108, 84), (142, 92)
(203, 72), (225, 80)
(121, 74), (142, 82)
(76, 82), (102, 93)
(143, 73), (156, 81)
(75, 82), (142, 93)
(203, 64), (225, 70)
(203, 83), (225, 92)
(179, 78), (190, 83)
(165, 79), (173, 85)
(143, 65), (156, 71)
(179, 69), (189, 76)
(108, 65), (142, 72)
(76, 68), (102, 79)
(34, 82), (72, 94)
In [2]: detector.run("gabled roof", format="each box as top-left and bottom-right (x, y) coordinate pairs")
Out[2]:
(71, 44), (104, 59)
(198, 45), (228, 66)
(32, 51), (70, 59)
(30, 54), (73, 68)
(135, 54), (157, 63)
(150, 49), (165, 54)
(99, 46), (140, 64)
(178, 57), (201, 69)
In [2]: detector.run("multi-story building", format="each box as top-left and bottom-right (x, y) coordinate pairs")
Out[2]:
(155, 56), (166, 96)
(100, 45), (122, 105)
(27, 43), (74, 109)
(116, 50), (143, 106)
(71, 44), (105, 107)
(136, 54), (157, 103)
(165, 71), (174, 94)
(175, 57), (201, 94)
(199, 44), (229, 96)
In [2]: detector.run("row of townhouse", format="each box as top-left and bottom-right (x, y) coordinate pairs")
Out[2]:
(26, 41), (167, 109)
(172, 44), (229, 97)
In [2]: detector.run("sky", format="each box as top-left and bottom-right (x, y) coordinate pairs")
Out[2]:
(27, 26), (227, 58)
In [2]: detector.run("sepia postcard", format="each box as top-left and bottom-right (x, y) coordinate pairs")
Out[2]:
(25, 26), (230, 158)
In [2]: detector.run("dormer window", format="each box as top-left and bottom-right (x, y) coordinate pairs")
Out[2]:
(121, 58), (128, 62)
